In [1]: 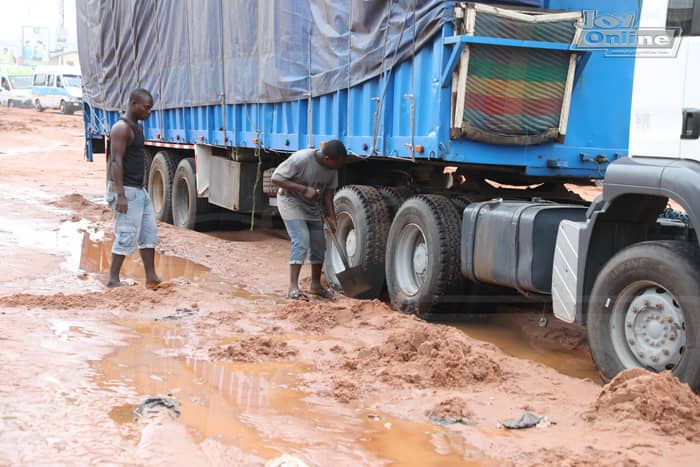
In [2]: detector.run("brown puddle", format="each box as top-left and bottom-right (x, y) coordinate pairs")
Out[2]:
(78, 232), (267, 300)
(452, 312), (600, 382)
(79, 232), (210, 282)
(97, 321), (486, 465)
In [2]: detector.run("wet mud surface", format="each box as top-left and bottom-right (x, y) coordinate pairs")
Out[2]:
(1, 107), (700, 465)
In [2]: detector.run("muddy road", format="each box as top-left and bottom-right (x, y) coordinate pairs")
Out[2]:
(1, 107), (699, 466)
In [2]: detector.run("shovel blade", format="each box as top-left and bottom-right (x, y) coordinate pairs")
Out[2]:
(335, 266), (373, 297)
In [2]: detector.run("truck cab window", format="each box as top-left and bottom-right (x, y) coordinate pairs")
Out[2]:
(667, 0), (700, 35)
(56, 76), (62, 88)
(47, 74), (55, 87)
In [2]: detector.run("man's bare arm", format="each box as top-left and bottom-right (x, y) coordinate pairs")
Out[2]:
(109, 122), (133, 213)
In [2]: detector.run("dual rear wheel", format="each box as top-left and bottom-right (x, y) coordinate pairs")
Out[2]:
(147, 151), (211, 228)
(323, 185), (465, 317)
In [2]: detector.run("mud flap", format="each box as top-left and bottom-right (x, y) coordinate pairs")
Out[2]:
(551, 219), (586, 323)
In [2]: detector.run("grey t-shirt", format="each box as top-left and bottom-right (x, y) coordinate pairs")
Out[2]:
(271, 148), (338, 220)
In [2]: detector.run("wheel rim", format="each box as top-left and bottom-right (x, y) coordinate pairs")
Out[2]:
(330, 211), (356, 274)
(610, 282), (687, 371)
(152, 170), (165, 213)
(174, 177), (191, 225)
(394, 223), (428, 296)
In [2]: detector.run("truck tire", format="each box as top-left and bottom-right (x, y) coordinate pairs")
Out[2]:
(34, 100), (44, 112)
(587, 240), (700, 391)
(379, 186), (414, 218)
(172, 157), (210, 229)
(386, 195), (462, 317)
(148, 151), (177, 223)
(324, 185), (390, 298)
(143, 150), (154, 187)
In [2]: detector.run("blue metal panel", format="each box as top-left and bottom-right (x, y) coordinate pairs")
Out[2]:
(85, 0), (641, 180)
(443, 35), (576, 51)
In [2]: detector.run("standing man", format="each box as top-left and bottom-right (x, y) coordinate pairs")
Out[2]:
(272, 140), (347, 300)
(106, 88), (162, 289)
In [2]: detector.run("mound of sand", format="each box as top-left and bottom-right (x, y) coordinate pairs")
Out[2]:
(209, 337), (298, 363)
(339, 325), (502, 390)
(50, 193), (111, 221)
(279, 298), (395, 333)
(331, 379), (359, 404)
(427, 397), (473, 421)
(0, 286), (176, 311)
(584, 368), (700, 440)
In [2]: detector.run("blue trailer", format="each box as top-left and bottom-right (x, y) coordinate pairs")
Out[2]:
(78, 0), (700, 390)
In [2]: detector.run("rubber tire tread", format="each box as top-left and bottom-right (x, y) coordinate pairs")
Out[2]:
(449, 193), (479, 214)
(386, 194), (462, 317)
(172, 157), (211, 229)
(143, 150), (154, 189)
(148, 151), (178, 223)
(379, 186), (415, 218)
(587, 240), (700, 391)
(325, 185), (390, 299)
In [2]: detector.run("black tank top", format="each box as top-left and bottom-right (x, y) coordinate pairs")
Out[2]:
(113, 118), (145, 187)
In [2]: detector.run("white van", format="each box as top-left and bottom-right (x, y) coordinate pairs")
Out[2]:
(0, 65), (34, 108)
(31, 66), (82, 114)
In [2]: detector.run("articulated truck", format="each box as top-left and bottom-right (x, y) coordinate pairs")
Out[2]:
(78, 0), (700, 390)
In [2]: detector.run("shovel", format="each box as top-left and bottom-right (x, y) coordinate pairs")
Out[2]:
(325, 224), (373, 297)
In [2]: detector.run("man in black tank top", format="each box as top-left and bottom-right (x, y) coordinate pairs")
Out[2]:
(106, 88), (162, 288)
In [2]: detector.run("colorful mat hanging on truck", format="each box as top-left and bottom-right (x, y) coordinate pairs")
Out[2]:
(458, 5), (580, 145)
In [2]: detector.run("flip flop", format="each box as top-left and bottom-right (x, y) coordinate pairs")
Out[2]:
(106, 279), (137, 288)
(146, 281), (171, 290)
(287, 290), (310, 301)
(310, 288), (335, 300)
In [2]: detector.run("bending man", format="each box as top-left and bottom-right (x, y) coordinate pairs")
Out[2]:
(272, 140), (347, 300)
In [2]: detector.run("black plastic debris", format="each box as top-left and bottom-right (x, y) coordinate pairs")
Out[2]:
(502, 412), (544, 429)
(133, 397), (181, 420)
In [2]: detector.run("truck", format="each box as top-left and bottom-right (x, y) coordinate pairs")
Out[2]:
(77, 0), (700, 391)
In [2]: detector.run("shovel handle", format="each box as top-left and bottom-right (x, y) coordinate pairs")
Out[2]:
(324, 222), (351, 270)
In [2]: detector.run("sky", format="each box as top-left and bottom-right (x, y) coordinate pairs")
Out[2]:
(0, 0), (78, 53)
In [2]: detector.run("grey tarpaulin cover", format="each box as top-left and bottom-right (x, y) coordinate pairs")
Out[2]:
(76, 1), (543, 111)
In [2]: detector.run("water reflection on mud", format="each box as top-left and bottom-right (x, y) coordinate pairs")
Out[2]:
(97, 322), (485, 465)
